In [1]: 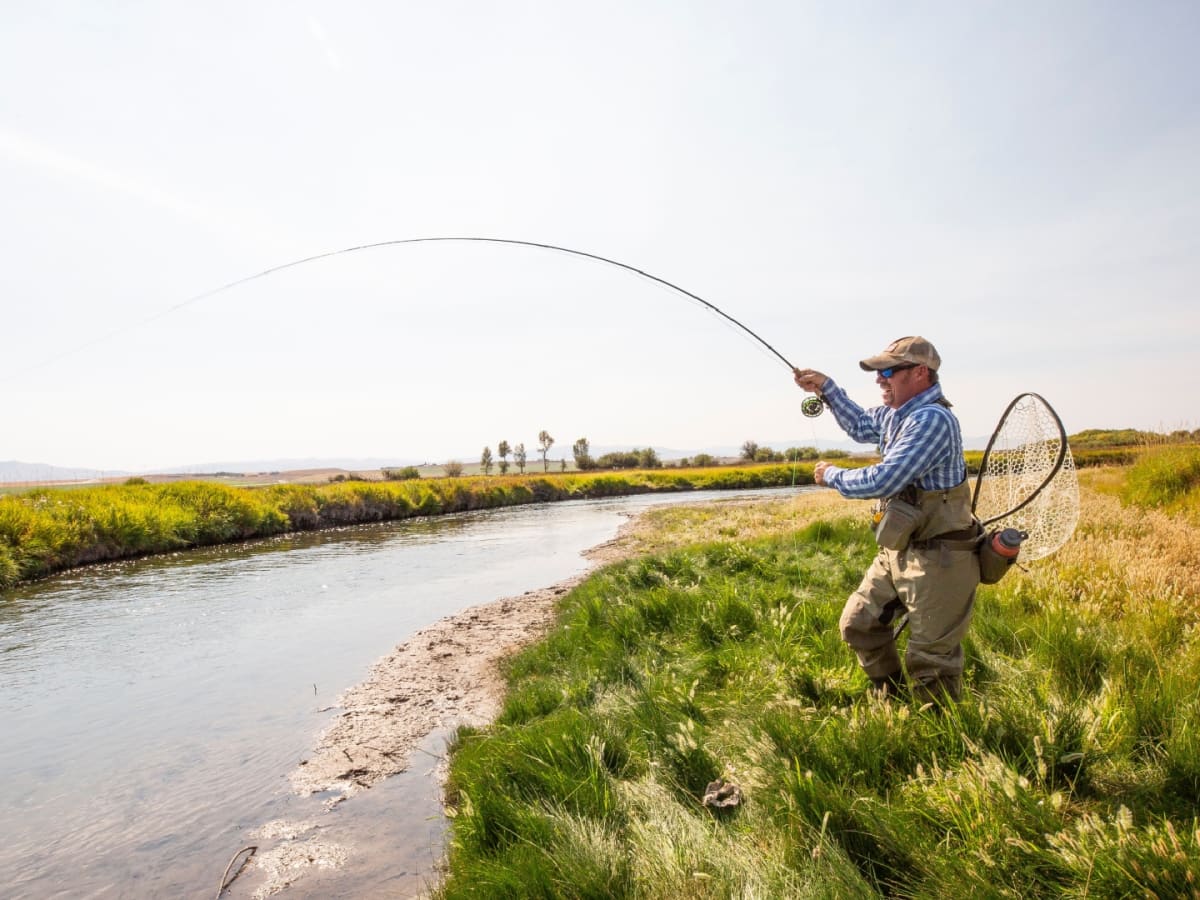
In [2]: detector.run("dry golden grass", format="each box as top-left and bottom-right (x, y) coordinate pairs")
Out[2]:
(1044, 469), (1200, 618)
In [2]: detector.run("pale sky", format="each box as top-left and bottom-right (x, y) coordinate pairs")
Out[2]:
(2, 1), (1197, 471)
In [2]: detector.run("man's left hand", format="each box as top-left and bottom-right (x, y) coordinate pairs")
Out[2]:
(813, 461), (832, 486)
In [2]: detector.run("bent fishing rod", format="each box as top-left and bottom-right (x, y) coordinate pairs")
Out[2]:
(189, 236), (797, 364)
(6, 236), (825, 415)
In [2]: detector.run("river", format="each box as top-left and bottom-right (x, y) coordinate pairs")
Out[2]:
(0, 486), (805, 898)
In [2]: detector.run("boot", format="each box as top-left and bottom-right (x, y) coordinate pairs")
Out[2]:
(869, 670), (907, 700)
(913, 674), (961, 708)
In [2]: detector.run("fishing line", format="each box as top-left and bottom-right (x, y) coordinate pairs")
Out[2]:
(788, 393), (827, 583)
(4, 237), (813, 401)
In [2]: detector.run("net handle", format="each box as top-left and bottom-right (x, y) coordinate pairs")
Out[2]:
(972, 392), (1069, 527)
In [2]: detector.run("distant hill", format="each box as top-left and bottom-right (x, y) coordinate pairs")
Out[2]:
(0, 460), (126, 483)
(146, 456), (425, 475)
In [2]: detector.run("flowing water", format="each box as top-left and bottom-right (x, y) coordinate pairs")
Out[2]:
(0, 487), (805, 898)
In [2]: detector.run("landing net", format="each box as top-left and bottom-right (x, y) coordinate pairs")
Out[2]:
(971, 393), (1078, 562)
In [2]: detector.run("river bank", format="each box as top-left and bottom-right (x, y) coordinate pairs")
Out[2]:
(232, 490), (850, 899)
(231, 533), (636, 898)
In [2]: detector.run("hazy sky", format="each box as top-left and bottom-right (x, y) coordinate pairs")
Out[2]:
(3, 1), (1197, 471)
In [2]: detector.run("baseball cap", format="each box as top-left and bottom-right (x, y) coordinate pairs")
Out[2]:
(859, 336), (941, 372)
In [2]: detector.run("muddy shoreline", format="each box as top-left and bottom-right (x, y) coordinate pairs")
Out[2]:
(289, 532), (631, 803)
(235, 532), (635, 898)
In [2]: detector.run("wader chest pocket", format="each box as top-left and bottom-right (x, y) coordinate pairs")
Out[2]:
(872, 498), (922, 551)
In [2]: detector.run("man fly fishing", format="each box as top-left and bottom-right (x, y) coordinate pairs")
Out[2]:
(793, 336), (979, 704)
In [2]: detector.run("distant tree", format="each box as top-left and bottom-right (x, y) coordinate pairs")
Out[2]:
(637, 447), (661, 469)
(560, 458), (567, 472)
(596, 450), (639, 469)
(754, 446), (783, 463)
(444, 460), (464, 478)
(514, 442), (527, 474)
(497, 440), (511, 474)
(740, 440), (759, 461)
(691, 453), (718, 467)
(572, 437), (596, 470)
(593, 448), (662, 470)
(538, 430), (555, 472)
(480, 446), (494, 475)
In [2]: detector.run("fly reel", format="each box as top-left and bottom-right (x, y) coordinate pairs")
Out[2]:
(801, 396), (825, 418)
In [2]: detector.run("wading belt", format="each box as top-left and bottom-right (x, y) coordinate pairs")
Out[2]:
(909, 525), (981, 553)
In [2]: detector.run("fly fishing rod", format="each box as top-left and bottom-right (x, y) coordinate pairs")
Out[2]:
(5, 237), (826, 416)
(211, 238), (825, 416)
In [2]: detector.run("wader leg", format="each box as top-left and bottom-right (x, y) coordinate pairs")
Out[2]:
(896, 545), (980, 698)
(840, 550), (905, 682)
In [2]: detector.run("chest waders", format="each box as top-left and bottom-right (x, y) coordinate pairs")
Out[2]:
(875, 479), (979, 636)
(848, 480), (981, 704)
(871, 476), (976, 550)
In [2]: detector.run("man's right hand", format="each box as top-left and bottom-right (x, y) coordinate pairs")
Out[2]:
(793, 368), (828, 392)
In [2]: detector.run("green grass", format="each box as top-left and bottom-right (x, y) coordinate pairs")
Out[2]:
(1122, 445), (1200, 519)
(434, 481), (1200, 899)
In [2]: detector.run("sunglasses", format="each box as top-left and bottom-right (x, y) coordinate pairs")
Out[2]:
(879, 364), (917, 379)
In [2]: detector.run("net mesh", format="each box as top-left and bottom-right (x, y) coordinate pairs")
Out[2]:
(972, 393), (1078, 562)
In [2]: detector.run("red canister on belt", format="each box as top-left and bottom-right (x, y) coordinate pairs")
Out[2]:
(990, 528), (1024, 559)
(979, 527), (1026, 584)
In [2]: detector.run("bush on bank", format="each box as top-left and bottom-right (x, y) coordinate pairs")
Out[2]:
(0, 465), (832, 591)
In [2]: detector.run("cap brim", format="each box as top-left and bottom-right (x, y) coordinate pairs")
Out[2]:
(859, 353), (905, 371)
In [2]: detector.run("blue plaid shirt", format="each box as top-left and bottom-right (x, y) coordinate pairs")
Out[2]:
(817, 379), (966, 499)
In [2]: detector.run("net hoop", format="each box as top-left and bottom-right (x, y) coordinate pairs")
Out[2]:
(970, 392), (1078, 563)
(972, 392), (1067, 527)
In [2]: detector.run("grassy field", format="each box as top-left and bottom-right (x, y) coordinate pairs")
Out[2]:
(433, 449), (1200, 898)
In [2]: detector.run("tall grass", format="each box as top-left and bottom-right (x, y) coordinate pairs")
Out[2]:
(0, 464), (839, 591)
(435, 472), (1200, 898)
(1122, 445), (1200, 519)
